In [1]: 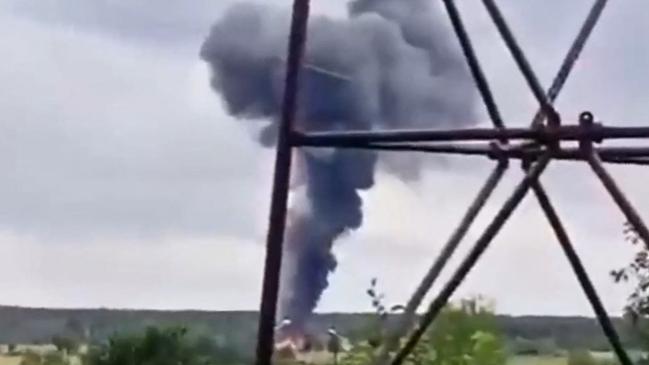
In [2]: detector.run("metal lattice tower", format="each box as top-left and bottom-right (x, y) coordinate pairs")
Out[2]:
(254, 1), (649, 365)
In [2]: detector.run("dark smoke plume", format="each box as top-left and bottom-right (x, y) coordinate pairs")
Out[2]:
(200, 0), (476, 329)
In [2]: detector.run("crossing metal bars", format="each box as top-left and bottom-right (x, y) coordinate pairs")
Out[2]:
(253, 1), (647, 365)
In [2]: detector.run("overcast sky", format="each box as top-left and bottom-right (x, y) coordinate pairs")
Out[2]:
(0, 0), (648, 316)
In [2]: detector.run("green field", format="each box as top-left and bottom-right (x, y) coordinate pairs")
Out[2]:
(508, 355), (567, 365)
(0, 356), (22, 365)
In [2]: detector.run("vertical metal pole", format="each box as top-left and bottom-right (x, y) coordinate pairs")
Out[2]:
(255, 1), (310, 365)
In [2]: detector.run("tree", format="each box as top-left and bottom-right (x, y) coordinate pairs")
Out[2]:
(363, 278), (406, 348)
(340, 285), (505, 365)
(612, 223), (649, 364)
(83, 326), (242, 365)
(414, 297), (506, 365)
(611, 222), (649, 320)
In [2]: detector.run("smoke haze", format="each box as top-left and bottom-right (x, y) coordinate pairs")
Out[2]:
(200, 0), (476, 328)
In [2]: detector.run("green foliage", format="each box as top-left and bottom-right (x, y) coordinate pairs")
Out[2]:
(364, 278), (403, 346)
(410, 297), (506, 365)
(339, 296), (506, 365)
(339, 342), (376, 365)
(83, 326), (242, 365)
(612, 222), (649, 353)
(612, 222), (649, 320)
(567, 350), (597, 365)
(471, 331), (507, 365)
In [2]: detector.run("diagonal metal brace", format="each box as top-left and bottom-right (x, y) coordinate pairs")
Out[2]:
(375, 161), (508, 363)
(531, 179), (632, 365)
(581, 113), (649, 249)
(391, 153), (552, 365)
(481, 1), (630, 362)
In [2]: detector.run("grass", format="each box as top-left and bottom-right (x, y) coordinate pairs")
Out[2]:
(508, 355), (567, 365)
(0, 356), (22, 365)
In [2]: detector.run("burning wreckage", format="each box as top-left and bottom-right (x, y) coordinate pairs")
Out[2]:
(274, 318), (348, 362)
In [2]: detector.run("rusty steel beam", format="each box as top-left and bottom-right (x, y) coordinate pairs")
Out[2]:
(602, 157), (649, 166)
(293, 125), (649, 146)
(292, 126), (538, 145)
(255, 0), (310, 364)
(356, 143), (649, 160)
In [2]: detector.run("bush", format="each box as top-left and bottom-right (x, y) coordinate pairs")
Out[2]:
(411, 297), (507, 365)
(83, 326), (245, 365)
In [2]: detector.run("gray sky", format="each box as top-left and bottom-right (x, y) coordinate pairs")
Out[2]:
(0, 0), (648, 316)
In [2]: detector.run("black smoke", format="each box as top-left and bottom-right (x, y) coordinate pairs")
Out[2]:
(200, 0), (476, 328)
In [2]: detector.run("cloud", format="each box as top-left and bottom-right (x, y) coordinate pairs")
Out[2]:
(0, 14), (273, 240)
(1, 0), (347, 49)
(0, 230), (264, 309)
(0, 0), (647, 315)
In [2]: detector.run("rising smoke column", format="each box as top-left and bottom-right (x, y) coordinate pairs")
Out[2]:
(200, 0), (476, 329)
